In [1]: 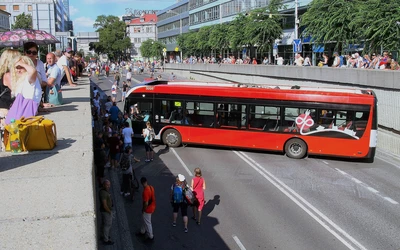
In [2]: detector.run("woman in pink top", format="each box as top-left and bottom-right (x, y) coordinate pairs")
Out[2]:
(191, 167), (206, 225)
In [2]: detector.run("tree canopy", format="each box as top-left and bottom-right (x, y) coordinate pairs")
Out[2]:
(11, 13), (33, 29)
(301, 0), (400, 53)
(92, 15), (131, 61)
(140, 39), (166, 60)
(175, 0), (284, 58)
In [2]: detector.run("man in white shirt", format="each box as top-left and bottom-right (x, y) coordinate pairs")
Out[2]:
(294, 53), (304, 66)
(126, 69), (132, 86)
(276, 54), (284, 65)
(57, 47), (76, 87)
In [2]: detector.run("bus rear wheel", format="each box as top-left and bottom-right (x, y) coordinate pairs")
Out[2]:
(285, 138), (307, 159)
(163, 129), (182, 147)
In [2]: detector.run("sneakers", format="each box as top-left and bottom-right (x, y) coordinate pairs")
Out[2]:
(124, 192), (131, 197)
(191, 216), (197, 221)
(172, 222), (176, 227)
(145, 159), (150, 162)
(184, 228), (188, 233)
(151, 158), (154, 161)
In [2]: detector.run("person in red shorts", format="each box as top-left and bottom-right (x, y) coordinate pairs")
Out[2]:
(191, 167), (206, 225)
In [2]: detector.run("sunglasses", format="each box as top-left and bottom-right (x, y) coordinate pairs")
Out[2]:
(26, 50), (38, 55)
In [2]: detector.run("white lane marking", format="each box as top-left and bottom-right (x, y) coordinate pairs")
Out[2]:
(171, 148), (193, 177)
(335, 168), (398, 205)
(232, 235), (247, 250)
(352, 178), (363, 184)
(384, 197), (399, 205)
(367, 187), (379, 193)
(235, 151), (367, 250)
(336, 168), (348, 176)
(322, 160), (329, 165)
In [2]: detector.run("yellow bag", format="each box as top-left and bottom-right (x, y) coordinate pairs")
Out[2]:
(4, 116), (57, 152)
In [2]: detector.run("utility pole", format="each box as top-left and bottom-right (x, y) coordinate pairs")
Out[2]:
(294, 0), (299, 64)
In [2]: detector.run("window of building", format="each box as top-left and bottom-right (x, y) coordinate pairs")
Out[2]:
(146, 27), (152, 33)
(27, 5), (32, 11)
(134, 27), (141, 33)
(13, 5), (20, 11)
(0, 5), (6, 11)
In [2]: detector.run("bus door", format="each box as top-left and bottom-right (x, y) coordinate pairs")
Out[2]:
(126, 98), (153, 136)
(184, 101), (217, 145)
(247, 105), (282, 147)
(154, 99), (187, 139)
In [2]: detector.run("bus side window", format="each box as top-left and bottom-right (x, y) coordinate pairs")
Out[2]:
(248, 105), (280, 131)
(354, 111), (369, 137)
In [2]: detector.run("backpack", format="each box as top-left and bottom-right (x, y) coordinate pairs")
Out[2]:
(183, 186), (196, 205)
(147, 128), (155, 141)
(173, 184), (183, 203)
(120, 153), (130, 171)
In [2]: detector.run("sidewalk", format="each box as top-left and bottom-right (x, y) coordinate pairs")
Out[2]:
(0, 77), (96, 249)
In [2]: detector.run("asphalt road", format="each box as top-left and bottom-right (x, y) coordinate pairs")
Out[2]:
(94, 71), (400, 250)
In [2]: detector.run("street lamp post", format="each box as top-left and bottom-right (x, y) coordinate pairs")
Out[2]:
(167, 10), (183, 63)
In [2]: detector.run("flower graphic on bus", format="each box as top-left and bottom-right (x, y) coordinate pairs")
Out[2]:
(295, 110), (359, 139)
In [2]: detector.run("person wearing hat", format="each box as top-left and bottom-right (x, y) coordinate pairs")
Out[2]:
(57, 47), (76, 87)
(171, 174), (189, 233)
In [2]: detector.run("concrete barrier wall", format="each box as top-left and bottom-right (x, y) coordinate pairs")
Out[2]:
(167, 63), (400, 89)
(166, 63), (400, 157)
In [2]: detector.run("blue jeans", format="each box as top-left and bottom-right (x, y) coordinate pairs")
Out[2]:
(124, 143), (132, 150)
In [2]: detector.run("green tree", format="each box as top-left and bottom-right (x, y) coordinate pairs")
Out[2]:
(177, 32), (199, 57)
(351, 0), (400, 53)
(242, 4), (283, 57)
(301, 0), (360, 53)
(208, 23), (230, 56)
(92, 15), (131, 61)
(196, 25), (213, 56)
(11, 13), (33, 29)
(140, 39), (166, 60)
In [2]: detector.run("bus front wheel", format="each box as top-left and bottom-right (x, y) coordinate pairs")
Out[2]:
(163, 129), (182, 147)
(285, 138), (307, 159)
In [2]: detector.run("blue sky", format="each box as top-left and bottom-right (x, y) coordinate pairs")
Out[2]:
(69, 0), (177, 33)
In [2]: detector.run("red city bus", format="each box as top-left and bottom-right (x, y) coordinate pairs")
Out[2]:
(124, 81), (377, 162)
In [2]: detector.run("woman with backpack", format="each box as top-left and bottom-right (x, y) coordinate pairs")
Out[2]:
(171, 174), (189, 233)
(142, 121), (155, 162)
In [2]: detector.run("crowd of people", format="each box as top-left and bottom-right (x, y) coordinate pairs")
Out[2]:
(0, 43), (85, 151)
(168, 52), (399, 70)
(91, 86), (207, 245)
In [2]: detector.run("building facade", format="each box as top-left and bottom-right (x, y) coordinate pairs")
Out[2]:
(0, 0), (71, 50)
(157, 0), (189, 61)
(158, 0), (312, 62)
(0, 9), (11, 31)
(75, 32), (99, 57)
(126, 13), (158, 61)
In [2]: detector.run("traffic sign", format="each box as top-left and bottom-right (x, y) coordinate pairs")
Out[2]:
(163, 48), (167, 52)
(293, 39), (302, 53)
(174, 47), (179, 52)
